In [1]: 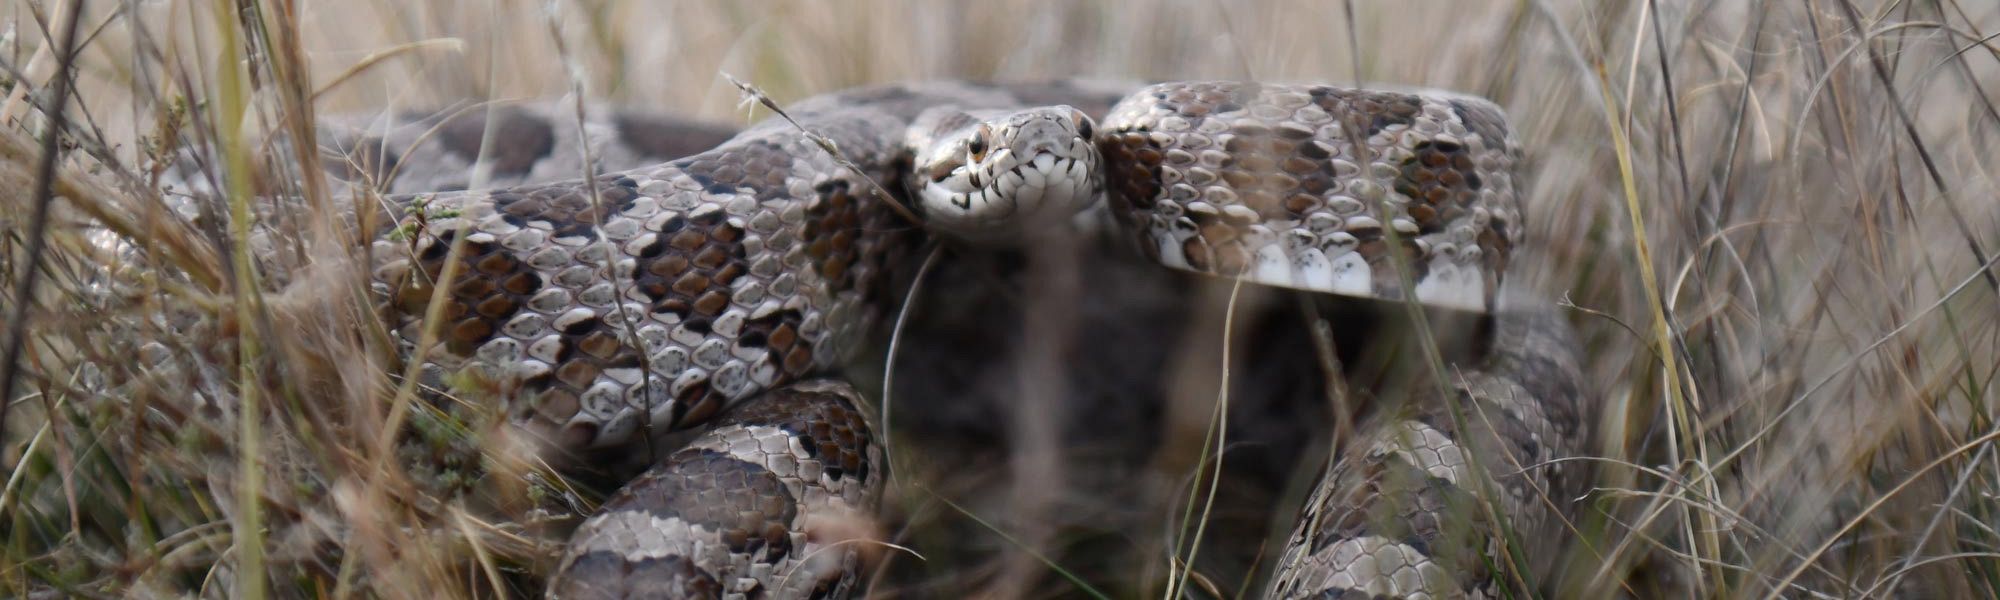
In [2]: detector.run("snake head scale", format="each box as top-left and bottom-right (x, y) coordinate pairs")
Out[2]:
(905, 105), (1104, 240)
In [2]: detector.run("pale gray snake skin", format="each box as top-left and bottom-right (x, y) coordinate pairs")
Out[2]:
(171, 80), (1589, 598)
(1096, 82), (1586, 598)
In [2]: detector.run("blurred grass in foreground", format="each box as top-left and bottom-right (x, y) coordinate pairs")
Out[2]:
(2, 0), (1998, 597)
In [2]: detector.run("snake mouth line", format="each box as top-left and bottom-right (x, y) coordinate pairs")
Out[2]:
(955, 149), (1091, 221)
(907, 105), (1104, 238)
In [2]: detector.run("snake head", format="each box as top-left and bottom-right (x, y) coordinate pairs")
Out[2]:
(906, 105), (1103, 240)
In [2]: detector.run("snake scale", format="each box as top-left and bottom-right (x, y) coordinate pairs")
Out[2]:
(177, 80), (1589, 598)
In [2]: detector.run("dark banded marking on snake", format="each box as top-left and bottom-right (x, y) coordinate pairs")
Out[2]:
(164, 81), (1585, 599)
(550, 380), (883, 600)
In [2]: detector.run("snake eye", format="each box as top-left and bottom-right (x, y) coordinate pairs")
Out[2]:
(1071, 109), (1094, 140)
(967, 124), (992, 161)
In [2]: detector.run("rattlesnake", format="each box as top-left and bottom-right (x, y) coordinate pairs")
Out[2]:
(144, 80), (1588, 598)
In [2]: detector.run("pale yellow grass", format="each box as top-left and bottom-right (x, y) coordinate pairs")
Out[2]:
(2, 0), (1998, 597)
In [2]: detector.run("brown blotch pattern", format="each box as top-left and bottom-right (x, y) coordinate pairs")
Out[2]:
(1215, 116), (1347, 221)
(1099, 132), (1164, 217)
(739, 308), (810, 379)
(632, 211), (750, 331)
(1394, 141), (1480, 235)
(677, 140), (795, 201)
(718, 384), (876, 484)
(389, 234), (541, 357)
(839, 174), (926, 324)
(1099, 81), (1521, 311)
(552, 380), (883, 598)
(535, 313), (643, 425)
(606, 447), (799, 563)
(433, 106), (556, 176)
(492, 175), (643, 240)
(625, 203), (756, 429)
(1180, 208), (1260, 275)
(1310, 87), (1423, 137)
(362, 82), (1168, 461)
(801, 180), (864, 295)
(548, 553), (723, 600)
(612, 113), (740, 162)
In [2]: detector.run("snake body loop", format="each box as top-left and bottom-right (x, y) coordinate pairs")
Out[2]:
(1098, 82), (1581, 598)
(350, 81), (1130, 597)
(368, 83), (1101, 453)
(149, 80), (1586, 598)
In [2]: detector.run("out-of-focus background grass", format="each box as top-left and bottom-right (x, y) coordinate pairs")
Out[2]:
(2, 0), (1998, 597)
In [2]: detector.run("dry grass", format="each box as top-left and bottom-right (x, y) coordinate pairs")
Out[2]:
(2, 0), (1999, 597)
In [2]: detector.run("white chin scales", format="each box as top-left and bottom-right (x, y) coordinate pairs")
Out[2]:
(929, 153), (1093, 241)
(1007, 154), (1093, 222)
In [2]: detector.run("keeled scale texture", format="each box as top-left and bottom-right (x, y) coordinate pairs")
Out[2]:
(300, 79), (1581, 599)
(1098, 81), (1523, 312)
(346, 82), (1134, 599)
(1095, 82), (1587, 597)
(1264, 302), (1588, 598)
(548, 380), (884, 599)
(369, 82), (1088, 452)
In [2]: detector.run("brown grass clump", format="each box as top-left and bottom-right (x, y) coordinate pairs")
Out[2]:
(2, 1), (1998, 597)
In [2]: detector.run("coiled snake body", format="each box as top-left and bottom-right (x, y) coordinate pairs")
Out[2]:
(209, 80), (1587, 597)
